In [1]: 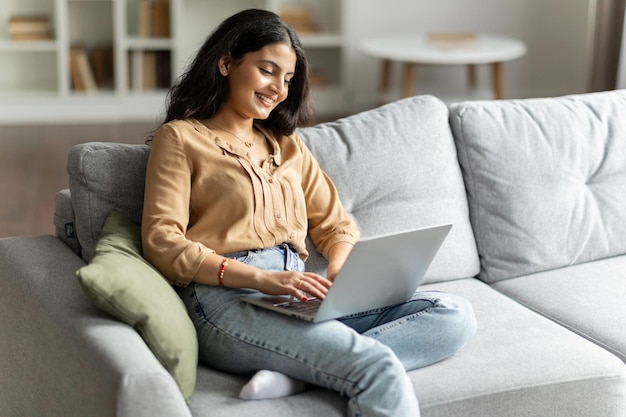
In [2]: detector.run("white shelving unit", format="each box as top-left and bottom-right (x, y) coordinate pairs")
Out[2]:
(268, 0), (346, 115)
(0, 0), (346, 124)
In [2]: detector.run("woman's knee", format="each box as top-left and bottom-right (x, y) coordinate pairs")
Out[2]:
(434, 292), (477, 349)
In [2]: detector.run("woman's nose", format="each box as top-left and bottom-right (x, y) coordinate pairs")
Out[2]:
(270, 79), (285, 96)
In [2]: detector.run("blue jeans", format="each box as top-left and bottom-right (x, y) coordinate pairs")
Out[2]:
(179, 244), (476, 417)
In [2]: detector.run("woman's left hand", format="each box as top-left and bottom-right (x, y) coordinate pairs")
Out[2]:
(326, 242), (354, 282)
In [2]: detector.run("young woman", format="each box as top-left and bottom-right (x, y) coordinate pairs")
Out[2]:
(142, 9), (476, 416)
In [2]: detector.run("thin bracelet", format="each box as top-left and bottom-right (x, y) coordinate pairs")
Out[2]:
(218, 258), (229, 286)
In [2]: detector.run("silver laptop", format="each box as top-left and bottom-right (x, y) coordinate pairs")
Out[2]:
(241, 223), (452, 322)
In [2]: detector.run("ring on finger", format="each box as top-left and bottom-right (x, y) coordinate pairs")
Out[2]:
(298, 279), (304, 290)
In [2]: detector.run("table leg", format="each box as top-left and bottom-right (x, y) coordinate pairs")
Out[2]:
(467, 64), (477, 88)
(402, 62), (414, 98)
(492, 62), (504, 99)
(380, 59), (391, 93)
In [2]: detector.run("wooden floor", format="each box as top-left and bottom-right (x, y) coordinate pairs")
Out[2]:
(0, 122), (158, 238)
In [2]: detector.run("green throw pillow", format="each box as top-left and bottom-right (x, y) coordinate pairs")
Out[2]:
(76, 210), (197, 402)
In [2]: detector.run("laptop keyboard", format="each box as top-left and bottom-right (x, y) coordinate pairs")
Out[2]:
(276, 298), (322, 315)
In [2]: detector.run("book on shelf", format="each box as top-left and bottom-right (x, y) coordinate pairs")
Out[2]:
(310, 69), (328, 86)
(92, 45), (114, 88)
(427, 33), (478, 48)
(142, 51), (157, 89)
(69, 48), (85, 91)
(129, 50), (171, 91)
(138, 0), (152, 37)
(70, 45), (98, 93)
(7, 15), (52, 41)
(151, 0), (170, 37)
(279, 7), (319, 34)
(138, 0), (171, 38)
(155, 50), (172, 88)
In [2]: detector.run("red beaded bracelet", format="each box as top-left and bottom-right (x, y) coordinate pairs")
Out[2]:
(218, 258), (228, 286)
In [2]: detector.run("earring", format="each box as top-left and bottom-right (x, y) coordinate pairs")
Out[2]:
(221, 66), (228, 76)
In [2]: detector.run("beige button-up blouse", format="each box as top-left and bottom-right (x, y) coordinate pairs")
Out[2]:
(141, 118), (359, 287)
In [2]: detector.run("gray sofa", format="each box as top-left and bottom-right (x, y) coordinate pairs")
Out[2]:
(2, 90), (626, 417)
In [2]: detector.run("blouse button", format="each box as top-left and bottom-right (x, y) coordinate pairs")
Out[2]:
(268, 178), (274, 184)
(276, 213), (282, 219)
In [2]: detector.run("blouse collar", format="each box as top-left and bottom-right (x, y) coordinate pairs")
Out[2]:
(191, 118), (283, 166)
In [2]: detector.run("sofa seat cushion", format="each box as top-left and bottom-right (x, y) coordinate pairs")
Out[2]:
(450, 90), (626, 282)
(190, 367), (345, 417)
(411, 279), (626, 417)
(186, 278), (626, 417)
(299, 95), (480, 283)
(492, 254), (626, 362)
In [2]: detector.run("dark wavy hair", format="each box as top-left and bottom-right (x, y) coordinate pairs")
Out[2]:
(161, 9), (313, 135)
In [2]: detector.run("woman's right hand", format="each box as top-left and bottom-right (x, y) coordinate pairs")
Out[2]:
(255, 270), (332, 301)
(195, 254), (332, 301)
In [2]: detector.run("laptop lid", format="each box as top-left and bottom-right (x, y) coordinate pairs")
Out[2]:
(313, 223), (451, 321)
(242, 223), (452, 322)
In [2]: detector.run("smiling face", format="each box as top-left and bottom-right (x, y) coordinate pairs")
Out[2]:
(219, 42), (297, 122)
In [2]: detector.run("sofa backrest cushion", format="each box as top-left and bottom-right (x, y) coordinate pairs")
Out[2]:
(450, 90), (626, 283)
(68, 142), (150, 261)
(299, 95), (479, 282)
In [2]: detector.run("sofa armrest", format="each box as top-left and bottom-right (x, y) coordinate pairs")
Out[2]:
(0, 235), (191, 417)
(54, 189), (82, 256)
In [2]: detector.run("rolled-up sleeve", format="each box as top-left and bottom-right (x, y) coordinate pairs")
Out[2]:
(141, 124), (214, 287)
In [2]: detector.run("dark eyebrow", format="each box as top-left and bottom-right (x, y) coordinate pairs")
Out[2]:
(259, 59), (295, 76)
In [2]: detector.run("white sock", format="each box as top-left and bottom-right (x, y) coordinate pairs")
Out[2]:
(239, 370), (306, 400)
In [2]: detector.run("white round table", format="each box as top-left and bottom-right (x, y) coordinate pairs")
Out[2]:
(360, 33), (527, 99)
